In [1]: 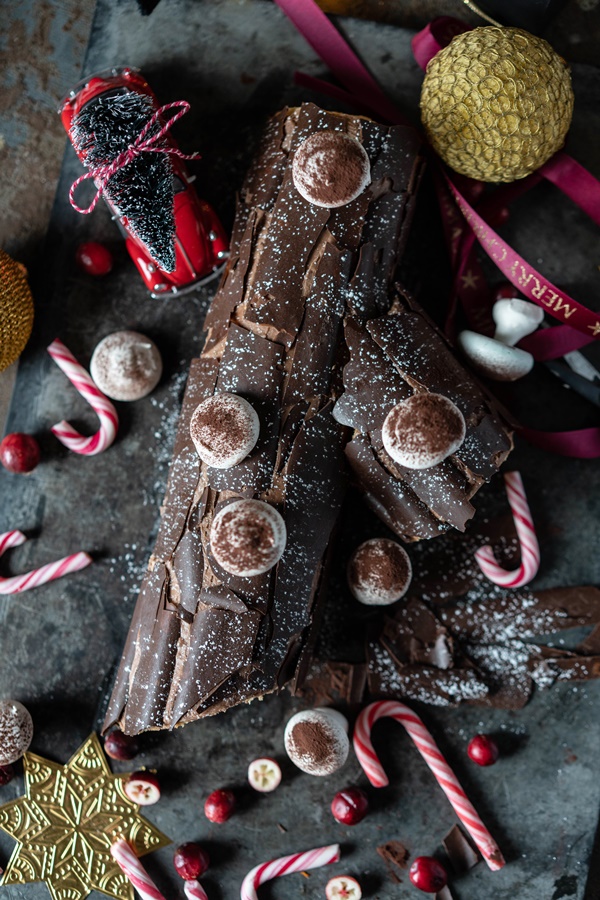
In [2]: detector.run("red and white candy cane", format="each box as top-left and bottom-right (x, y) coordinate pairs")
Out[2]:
(475, 471), (540, 588)
(240, 844), (340, 900)
(0, 530), (91, 595)
(47, 338), (118, 455)
(110, 838), (167, 900)
(354, 702), (505, 871)
(184, 881), (209, 900)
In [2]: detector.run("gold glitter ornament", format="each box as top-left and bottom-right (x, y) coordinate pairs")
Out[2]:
(0, 733), (170, 900)
(0, 248), (34, 372)
(420, 26), (574, 182)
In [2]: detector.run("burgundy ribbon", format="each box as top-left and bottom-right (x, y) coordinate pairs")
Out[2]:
(273, 0), (600, 458)
(69, 100), (200, 215)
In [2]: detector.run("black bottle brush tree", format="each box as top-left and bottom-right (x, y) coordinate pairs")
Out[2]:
(70, 92), (176, 272)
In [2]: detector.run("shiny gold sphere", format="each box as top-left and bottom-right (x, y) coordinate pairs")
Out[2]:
(0, 249), (34, 372)
(420, 26), (574, 182)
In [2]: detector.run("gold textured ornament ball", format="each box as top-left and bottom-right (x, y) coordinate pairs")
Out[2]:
(0, 248), (34, 372)
(420, 26), (574, 182)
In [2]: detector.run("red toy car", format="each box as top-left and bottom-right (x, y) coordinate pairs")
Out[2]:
(59, 67), (229, 298)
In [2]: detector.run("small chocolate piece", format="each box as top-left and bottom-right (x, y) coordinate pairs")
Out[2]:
(210, 499), (286, 577)
(348, 538), (412, 605)
(284, 708), (349, 776)
(382, 393), (466, 470)
(190, 392), (259, 469)
(0, 699), (33, 765)
(292, 130), (371, 208)
(377, 840), (410, 883)
(90, 330), (162, 401)
(442, 824), (481, 874)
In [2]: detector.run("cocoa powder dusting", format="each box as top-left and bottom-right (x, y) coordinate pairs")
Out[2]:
(292, 131), (370, 208)
(288, 720), (334, 768)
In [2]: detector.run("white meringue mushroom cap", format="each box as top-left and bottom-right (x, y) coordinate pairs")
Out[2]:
(284, 708), (350, 776)
(458, 331), (534, 381)
(492, 298), (544, 346)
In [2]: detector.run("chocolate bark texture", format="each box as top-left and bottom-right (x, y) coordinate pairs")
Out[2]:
(333, 290), (514, 541)
(104, 103), (425, 734)
(300, 482), (600, 710)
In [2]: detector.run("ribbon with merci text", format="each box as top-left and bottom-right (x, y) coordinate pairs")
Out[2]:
(69, 101), (200, 215)
(273, 0), (600, 458)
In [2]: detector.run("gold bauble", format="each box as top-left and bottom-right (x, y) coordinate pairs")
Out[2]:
(0, 248), (34, 372)
(420, 27), (574, 182)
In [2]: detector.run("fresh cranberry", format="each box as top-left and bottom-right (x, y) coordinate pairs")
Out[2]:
(468, 733), (499, 767)
(104, 729), (139, 761)
(124, 771), (161, 805)
(493, 281), (520, 302)
(331, 787), (369, 825)
(0, 764), (15, 786)
(75, 241), (113, 276)
(173, 842), (210, 880)
(204, 789), (235, 823)
(409, 857), (448, 893)
(0, 433), (41, 474)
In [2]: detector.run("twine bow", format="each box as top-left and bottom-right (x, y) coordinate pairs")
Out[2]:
(69, 100), (200, 215)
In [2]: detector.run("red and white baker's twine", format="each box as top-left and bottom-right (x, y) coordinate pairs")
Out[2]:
(69, 101), (200, 215)
(110, 839), (167, 900)
(475, 471), (540, 588)
(240, 844), (340, 900)
(354, 702), (505, 871)
(184, 881), (208, 900)
(47, 338), (118, 455)
(0, 530), (91, 595)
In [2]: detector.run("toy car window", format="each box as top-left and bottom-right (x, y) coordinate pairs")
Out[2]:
(173, 175), (187, 194)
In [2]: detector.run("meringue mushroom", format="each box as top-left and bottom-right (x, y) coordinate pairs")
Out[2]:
(284, 708), (349, 776)
(458, 297), (543, 381)
(457, 331), (535, 381)
(492, 298), (544, 346)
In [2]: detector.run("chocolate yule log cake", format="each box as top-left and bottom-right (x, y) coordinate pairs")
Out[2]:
(105, 103), (512, 735)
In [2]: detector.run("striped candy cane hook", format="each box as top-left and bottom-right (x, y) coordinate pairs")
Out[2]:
(47, 338), (119, 455)
(0, 530), (92, 594)
(240, 844), (340, 900)
(353, 701), (505, 871)
(476, 471), (540, 588)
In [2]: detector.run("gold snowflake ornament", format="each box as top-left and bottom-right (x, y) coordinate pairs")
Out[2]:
(0, 733), (170, 900)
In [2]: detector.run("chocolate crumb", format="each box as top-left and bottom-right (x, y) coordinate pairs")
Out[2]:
(377, 840), (410, 883)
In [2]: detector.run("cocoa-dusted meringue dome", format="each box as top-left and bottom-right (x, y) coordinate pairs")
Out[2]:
(382, 393), (466, 470)
(348, 538), (412, 606)
(209, 499), (286, 577)
(90, 331), (162, 401)
(190, 392), (260, 469)
(292, 131), (371, 208)
(284, 708), (349, 776)
(0, 699), (33, 765)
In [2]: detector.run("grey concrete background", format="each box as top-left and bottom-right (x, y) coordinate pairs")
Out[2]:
(1, 2), (600, 900)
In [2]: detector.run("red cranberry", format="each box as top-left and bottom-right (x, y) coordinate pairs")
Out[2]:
(0, 433), (41, 474)
(409, 857), (448, 893)
(467, 733), (499, 767)
(173, 842), (210, 880)
(104, 729), (139, 761)
(75, 241), (113, 276)
(124, 771), (161, 805)
(493, 281), (520, 302)
(204, 789), (235, 823)
(0, 764), (15, 786)
(331, 787), (369, 825)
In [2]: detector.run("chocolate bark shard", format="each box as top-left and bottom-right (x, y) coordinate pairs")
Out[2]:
(442, 825), (481, 874)
(105, 104), (425, 734)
